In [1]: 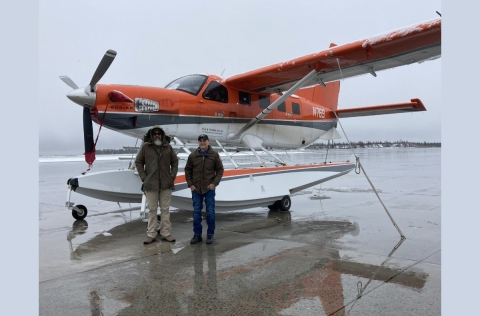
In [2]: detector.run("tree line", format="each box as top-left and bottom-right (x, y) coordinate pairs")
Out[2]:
(96, 140), (440, 154)
(306, 140), (441, 149)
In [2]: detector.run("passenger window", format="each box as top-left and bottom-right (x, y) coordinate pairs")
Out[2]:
(202, 82), (229, 103)
(239, 91), (251, 105)
(259, 95), (270, 109)
(292, 102), (300, 115)
(277, 101), (286, 112)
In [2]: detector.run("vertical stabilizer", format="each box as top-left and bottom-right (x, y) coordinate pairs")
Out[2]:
(296, 81), (341, 111)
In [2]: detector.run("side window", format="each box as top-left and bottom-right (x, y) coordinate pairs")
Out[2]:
(239, 91), (251, 105)
(292, 102), (300, 115)
(202, 82), (229, 103)
(259, 95), (270, 109)
(277, 101), (286, 112)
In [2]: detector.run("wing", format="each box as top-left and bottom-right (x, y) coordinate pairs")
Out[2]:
(225, 19), (441, 93)
(336, 98), (426, 118)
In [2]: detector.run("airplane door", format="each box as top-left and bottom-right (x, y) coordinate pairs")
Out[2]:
(201, 81), (229, 139)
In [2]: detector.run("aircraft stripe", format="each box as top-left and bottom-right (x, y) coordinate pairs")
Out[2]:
(172, 162), (354, 191)
(98, 112), (337, 131)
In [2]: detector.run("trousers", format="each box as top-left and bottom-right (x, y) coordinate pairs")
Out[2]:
(145, 189), (172, 238)
(192, 189), (216, 236)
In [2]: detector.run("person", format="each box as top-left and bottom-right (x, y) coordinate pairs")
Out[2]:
(185, 134), (224, 244)
(135, 126), (178, 244)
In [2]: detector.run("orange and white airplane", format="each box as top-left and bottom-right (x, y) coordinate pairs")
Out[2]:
(61, 18), (441, 220)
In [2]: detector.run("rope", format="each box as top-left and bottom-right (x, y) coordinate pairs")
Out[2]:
(319, 60), (405, 239)
(355, 156), (360, 174)
(93, 106), (108, 150)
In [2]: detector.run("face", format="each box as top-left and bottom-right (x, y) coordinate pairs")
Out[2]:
(152, 130), (162, 140)
(198, 138), (209, 150)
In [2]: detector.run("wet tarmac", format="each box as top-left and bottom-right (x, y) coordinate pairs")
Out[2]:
(39, 149), (441, 315)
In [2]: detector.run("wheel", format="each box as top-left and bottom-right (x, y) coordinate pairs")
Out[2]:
(267, 205), (278, 211)
(277, 195), (291, 212)
(72, 205), (88, 220)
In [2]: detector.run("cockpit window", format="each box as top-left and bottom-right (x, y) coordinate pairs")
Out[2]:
(202, 81), (228, 103)
(165, 74), (208, 95)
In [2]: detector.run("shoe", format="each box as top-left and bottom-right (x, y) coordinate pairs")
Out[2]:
(162, 235), (176, 242)
(143, 236), (156, 244)
(206, 235), (214, 244)
(190, 235), (203, 244)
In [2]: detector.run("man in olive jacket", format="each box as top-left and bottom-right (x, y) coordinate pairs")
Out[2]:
(135, 126), (179, 244)
(185, 134), (224, 244)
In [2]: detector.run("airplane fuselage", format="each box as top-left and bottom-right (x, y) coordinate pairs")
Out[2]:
(86, 74), (339, 148)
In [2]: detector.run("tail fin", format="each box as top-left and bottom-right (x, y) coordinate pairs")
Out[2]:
(296, 81), (341, 111)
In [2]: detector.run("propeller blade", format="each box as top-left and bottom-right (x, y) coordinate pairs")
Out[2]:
(83, 107), (95, 164)
(59, 76), (79, 90)
(89, 49), (117, 91)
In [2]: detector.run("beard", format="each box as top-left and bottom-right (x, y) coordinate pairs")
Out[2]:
(154, 139), (162, 146)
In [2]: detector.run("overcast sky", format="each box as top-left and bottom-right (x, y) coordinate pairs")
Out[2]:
(39, 0), (441, 155)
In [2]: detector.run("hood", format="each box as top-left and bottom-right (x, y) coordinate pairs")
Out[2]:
(143, 126), (171, 145)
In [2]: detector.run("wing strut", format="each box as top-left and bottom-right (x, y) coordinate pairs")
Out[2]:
(215, 140), (239, 169)
(227, 69), (319, 140)
(173, 137), (192, 154)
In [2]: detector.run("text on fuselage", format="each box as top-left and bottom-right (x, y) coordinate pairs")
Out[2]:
(313, 106), (325, 118)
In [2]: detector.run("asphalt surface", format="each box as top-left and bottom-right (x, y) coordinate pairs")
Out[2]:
(39, 149), (441, 315)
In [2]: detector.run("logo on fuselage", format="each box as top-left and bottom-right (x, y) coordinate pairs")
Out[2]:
(135, 98), (159, 112)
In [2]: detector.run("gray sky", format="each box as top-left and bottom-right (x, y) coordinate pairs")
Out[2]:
(39, 0), (441, 155)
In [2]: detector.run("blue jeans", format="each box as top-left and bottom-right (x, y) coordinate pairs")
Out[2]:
(192, 190), (216, 236)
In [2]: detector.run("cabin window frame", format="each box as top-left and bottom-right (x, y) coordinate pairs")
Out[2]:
(202, 81), (229, 103)
(292, 102), (301, 115)
(239, 91), (251, 105)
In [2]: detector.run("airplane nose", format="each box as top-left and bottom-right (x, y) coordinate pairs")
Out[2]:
(67, 88), (96, 108)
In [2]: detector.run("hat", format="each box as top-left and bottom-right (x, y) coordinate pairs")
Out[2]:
(198, 134), (209, 141)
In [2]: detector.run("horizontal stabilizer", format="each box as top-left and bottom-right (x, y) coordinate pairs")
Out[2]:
(336, 98), (426, 118)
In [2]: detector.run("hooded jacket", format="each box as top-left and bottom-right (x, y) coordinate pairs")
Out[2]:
(135, 126), (179, 191)
(185, 145), (224, 194)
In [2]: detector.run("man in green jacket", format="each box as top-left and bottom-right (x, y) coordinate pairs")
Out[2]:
(135, 126), (179, 244)
(185, 134), (224, 244)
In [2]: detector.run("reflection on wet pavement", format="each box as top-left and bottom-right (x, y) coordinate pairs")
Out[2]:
(40, 149), (440, 315)
(40, 212), (439, 315)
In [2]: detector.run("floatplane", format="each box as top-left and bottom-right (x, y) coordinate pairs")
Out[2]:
(60, 18), (441, 220)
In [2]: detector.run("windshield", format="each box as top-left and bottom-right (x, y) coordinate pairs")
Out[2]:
(165, 74), (208, 95)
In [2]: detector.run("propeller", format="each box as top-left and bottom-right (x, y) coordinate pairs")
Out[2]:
(83, 107), (95, 165)
(88, 49), (117, 92)
(59, 76), (78, 90)
(60, 49), (117, 166)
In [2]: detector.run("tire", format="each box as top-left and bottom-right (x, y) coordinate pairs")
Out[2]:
(72, 205), (88, 220)
(278, 196), (291, 212)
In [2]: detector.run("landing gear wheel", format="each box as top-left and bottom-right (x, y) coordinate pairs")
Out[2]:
(72, 205), (88, 220)
(277, 195), (291, 212)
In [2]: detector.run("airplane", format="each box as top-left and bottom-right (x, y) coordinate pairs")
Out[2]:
(60, 17), (441, 220)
